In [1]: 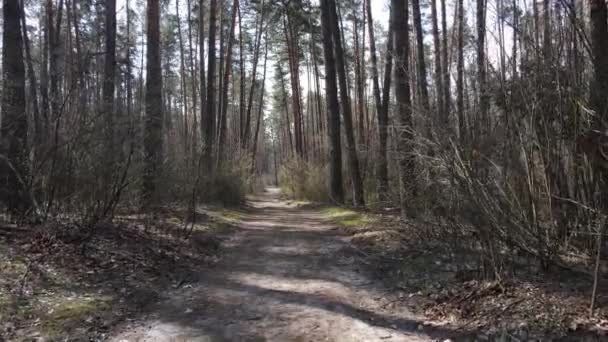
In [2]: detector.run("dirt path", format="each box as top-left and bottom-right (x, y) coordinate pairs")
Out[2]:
(111, 189), (450, 342)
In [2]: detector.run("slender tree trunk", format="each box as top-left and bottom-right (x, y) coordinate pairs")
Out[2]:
(203, 0), (218, 171)
(126, 0), (132, 120)
(199, 0), (207, 151)
(1, 0), (35, 215)
(320, 0), (344, 204)
(277, 61), (294, 155)
(251, 37), (269, 173)
(218, 0), (239, 168)
(49, 0), (64, 122)
(367, 0), (389, 202)
(238, 3), (245, 147)
(176, 0), (189, 153)
(440, 0), (450, 124)
(311, 37), (324, 152)
(20, 0), (41, 149)
(284, 8), (304, 159)
(242, 0), (265, 149)
(456, 0), (465, 144)
(590, 0), (608, 124)
(477, 0), (488, 136)
(328, 0), (365, 207)
(392, 0), (414, 217)
(431, 0), (444, 121)
(103, 0), (117, 188)
(412, 0), (430, 113)
(40, 2), (50, 137)
(217, 2), (225, 131)
(143, 0), (163, 206)
(353, 15), (365, 145)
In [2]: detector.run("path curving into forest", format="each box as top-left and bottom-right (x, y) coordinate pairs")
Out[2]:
(111, 188), (451, 342)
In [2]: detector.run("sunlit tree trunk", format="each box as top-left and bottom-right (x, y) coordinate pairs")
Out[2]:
(328, 0), (365, 207)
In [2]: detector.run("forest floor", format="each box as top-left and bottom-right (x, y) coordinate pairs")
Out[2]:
(1, 188), (607, 341)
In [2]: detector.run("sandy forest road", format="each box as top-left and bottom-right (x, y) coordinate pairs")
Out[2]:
(112, 188), (455, 342)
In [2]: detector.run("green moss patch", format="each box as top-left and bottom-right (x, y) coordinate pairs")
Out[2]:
(42, 295), (113, 336)
(322, 207), (374, 228)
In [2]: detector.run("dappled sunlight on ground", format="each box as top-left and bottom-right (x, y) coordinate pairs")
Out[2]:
(111, 189), (451, 342)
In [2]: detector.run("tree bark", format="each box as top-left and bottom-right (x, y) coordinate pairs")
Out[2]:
(590, 0), (608, 124)
(456, 0), (465, 144)
(328, 0), (365, 207)
(199, 0), (207, 154)
(1, 0), (35, 215)
(20, 0), (41, 150)
(217, 0), (239, 168)
(103, 0), (117, 188)
(477, 0), (488, 136)
(392, 0), (414, 217)
(143, 0), (163, 207)
(431, 0), (444, 121)
(242, 0), (266, 149)
(203, 0), (218, 171)
(284, 8), (305, 159)
(176, 0), (189, 153)
(440, 0), (450, 124)
(251, 37), (269, 173)
(412, 0), (430, 113)
(320, 0), (344, 204)
(367, 0), (390, 202)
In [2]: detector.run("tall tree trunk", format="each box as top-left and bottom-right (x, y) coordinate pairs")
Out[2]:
(126, 0), (132, 120)
(242, 0), (265, 149)
(103, 0), (117, 188)
(456, 0), (465, 144)
(590, 0), (608, 125)
(381, 18), (394, 162)
(186, 0), (198, 155)
(1, 0), (35, 215)
(40, 2), (50, 138)
(277, 61), (294, 155)
(366, 0), (389, 202)
(238, 3), (245, 147)
(251, 37), (269, 173)
(412, 0), (430, 113)
(284, 8), (305, 159)
(203, 0), (218, 171)
(176, 0), (189, 153)
(199, 0), (207, 153)
(217, 2), (225, 130)
(217, 0), (239, 167)
(353, 14), (365, 145)
(392, 0), (414, 217)
(431, 0), (444, 121)
(477, 0), (488, 137)
(143, 0), (163, 206)
(328, 0), (365, 207)
(320, 0), (344, 204)
(440, 0), (450, 124)
(49, 0), (64, 122)
(20, 0), (41, 149)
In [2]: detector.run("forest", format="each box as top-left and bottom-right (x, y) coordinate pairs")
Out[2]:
(2, 0), (608, 340)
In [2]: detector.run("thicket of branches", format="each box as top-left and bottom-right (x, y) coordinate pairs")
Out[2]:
(2, 0), (608, 306)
